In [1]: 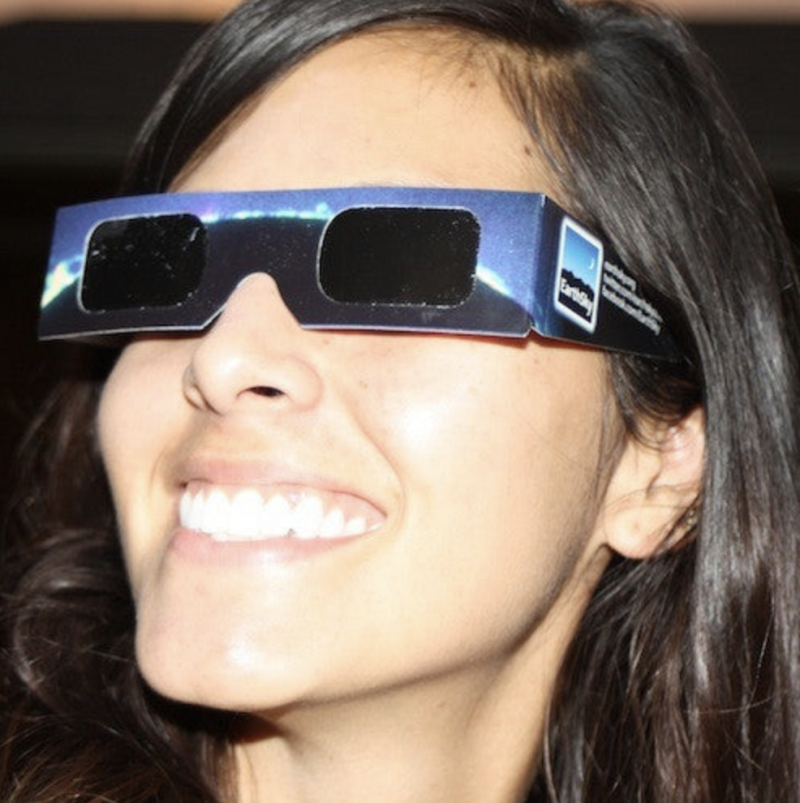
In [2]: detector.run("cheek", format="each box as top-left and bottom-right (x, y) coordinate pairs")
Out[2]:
(343, 336), (606, 495)
(325, 339), (612, 677)
(336, 336), (609, 591)
(96, 345), (186, 589)
(97, 350), (142, 510)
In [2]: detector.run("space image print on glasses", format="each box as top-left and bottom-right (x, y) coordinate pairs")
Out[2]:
(40, 186), (681, 361)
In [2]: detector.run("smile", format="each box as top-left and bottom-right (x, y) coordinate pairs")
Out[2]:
(179, 485), (385, 542)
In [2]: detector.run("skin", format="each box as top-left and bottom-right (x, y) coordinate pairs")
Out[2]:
(97, 31), (700, 803)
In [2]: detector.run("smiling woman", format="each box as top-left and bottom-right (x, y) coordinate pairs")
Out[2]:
(2, 1), (800, 802)
(98, 36), (631, 767)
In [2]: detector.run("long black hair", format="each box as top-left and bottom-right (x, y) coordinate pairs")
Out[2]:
(3, 1), (799, 800)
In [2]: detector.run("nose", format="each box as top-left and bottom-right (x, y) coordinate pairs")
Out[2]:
(182, 273), (324, 415)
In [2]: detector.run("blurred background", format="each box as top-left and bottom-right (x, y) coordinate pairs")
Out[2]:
(0, 0), (798, 513)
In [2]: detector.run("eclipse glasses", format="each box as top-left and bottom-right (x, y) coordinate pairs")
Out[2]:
(40, 186), (679, 360)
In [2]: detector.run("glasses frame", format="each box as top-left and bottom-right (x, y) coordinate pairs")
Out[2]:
(39, 186), (680, 360)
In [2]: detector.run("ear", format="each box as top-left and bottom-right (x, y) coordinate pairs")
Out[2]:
(596, 407), (704, 560)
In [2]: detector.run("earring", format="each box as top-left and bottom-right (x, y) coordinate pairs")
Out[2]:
(683, 506), (699, 530)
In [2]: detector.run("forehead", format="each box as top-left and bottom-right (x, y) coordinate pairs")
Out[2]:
(178, 29), (551, 195)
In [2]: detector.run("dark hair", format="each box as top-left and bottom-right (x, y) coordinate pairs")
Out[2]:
(3, 1), (799, 800)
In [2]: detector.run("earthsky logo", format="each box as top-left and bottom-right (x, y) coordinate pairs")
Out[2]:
(554, 217), (603, 333)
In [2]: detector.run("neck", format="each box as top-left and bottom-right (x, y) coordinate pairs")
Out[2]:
(232, 646), (560, 803)
(228, 546), (608, 803)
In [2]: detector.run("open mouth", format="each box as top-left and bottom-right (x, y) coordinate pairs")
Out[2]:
(179, 484), (385, 542)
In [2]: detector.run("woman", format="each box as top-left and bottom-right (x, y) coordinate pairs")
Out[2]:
(2, 0), (799, 800)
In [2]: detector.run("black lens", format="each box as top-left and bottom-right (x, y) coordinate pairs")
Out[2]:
(319, 207), (479, 305)
(81, 214), (206, 311)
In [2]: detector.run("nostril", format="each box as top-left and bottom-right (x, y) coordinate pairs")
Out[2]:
(251, 386), (285, 398)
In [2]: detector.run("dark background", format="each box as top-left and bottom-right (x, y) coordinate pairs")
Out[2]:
(0, 20), (798, 512)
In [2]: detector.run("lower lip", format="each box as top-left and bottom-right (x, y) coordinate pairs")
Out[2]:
(169, 526), (370, 566)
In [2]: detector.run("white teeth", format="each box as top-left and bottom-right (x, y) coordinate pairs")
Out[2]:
(261, 494), (292, 537)
(320, 508), (346, 538)
(184, 491), (201, 531)
(229, 489), (264, 540)
(180, 490), (192, 527)
(203, 489), (229, 536)
(188, 492), (205, 531)
(292, 495), (325, 540)
(179, 488), (377, 542)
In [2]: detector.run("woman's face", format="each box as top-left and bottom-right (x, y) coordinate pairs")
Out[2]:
(98, 32), (620, 714)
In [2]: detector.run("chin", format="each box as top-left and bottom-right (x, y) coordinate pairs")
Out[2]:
(134, 601), (360, 715)
(136, 641), (319, 714)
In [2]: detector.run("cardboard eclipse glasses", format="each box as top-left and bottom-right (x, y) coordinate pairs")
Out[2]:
(40, 186), (680, 360)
